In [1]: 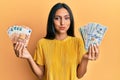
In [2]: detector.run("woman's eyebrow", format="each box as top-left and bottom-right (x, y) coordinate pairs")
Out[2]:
(64, 15), (70, 17)
(54, 14), (70, 17)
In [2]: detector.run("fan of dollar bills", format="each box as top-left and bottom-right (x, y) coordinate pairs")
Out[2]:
(7, 25), (32, 47)
(80, 22), (107, 50)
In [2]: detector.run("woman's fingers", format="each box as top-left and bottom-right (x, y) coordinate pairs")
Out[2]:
(18, 42), (24, 58)
(14, 42), (19, 57)
(14, 42), (25, 57)
(94, 44), (99, 59)
(91, 44), (95, 60)
(88, 44), (92, 60)
(14, 42), (18, 50)
(88, 44), (99, 61)
(13, 41), (31, 59)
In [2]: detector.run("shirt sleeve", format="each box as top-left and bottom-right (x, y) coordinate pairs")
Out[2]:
(33, 40), (45, 65)
(77, 38), (87, 64)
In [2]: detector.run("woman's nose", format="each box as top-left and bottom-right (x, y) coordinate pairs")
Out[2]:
(60, 18), (65, 25)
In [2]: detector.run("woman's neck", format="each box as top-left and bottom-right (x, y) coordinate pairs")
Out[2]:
(55, 33), (68, 40)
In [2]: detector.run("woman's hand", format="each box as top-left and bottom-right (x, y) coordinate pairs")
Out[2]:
(83, 44), (99, 60)
(13, 42), (31, 59)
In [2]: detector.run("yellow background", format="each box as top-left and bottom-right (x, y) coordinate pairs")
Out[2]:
(0, 0), (120, 80)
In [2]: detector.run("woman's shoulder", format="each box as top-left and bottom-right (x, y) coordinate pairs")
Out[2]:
(70, 36), (83, 41)
(38, 38), (49, 43)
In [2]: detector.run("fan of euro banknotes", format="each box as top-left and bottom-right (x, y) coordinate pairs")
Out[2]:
(80, 22), (107, 50)
(7, 25), (32, 47)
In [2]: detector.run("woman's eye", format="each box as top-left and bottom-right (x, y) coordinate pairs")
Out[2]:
(65, 17), (70, 20)
(54, 17), (60, 20)
(54, 16), (70, 20)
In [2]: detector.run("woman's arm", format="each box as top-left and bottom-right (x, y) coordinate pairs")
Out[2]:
(77, 56), (88, 78)
(14, 42), (44, 80)
(77, 44), (99, 79)
(27, 55), (44, 79)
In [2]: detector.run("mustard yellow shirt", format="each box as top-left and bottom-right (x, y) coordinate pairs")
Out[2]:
(34, 36), (86, 80)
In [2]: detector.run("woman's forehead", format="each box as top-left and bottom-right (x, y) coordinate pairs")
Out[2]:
(55, 8), (70, 16)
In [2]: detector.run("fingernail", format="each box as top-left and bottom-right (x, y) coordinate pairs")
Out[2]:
(92, 44), (94, 47)
(96, 43), (99, 46)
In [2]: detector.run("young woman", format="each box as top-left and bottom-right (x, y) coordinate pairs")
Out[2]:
(14, 3), (99, 80)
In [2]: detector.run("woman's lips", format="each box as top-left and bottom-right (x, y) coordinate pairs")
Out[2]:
(59, 27), (65, 30)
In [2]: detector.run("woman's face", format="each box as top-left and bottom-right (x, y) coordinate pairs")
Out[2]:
(53, 8), (70, 34)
